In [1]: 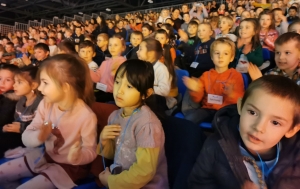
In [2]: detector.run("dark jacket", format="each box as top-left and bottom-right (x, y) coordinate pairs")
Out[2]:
(0, 91), (18, 129)
(93, 46), (111, 66)
(122, 45), (139, 60)
(188, 105), (300, 189)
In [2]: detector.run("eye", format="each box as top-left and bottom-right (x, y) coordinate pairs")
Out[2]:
(127, 85), (133, 88)
(247, 110), (257, 116)
(271, 120), (281, 126)
(114, 80), (119, 84)
(285, 52), (291, 55)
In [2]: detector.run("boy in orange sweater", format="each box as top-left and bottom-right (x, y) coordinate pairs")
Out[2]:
(183, 38), (245, 124)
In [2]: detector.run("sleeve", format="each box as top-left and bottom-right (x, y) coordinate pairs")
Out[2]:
(188, 136), (218, 189)
(170, 47), (176, 65)
(189, 8), (196, 18)
(202, 7), (208, 18)
(280, 21), (289, 35)
(263, 31), (278, 51)
(154, 64), (171, 96)
(107, 147), (160, 189)
(22, 100), (46, 148)
(246, 46), (264, 67)
(52, 46), (58, 56)
(90, 61), (106, 83)
(71, 113), (98, 165)
(189, 73), (206, 103)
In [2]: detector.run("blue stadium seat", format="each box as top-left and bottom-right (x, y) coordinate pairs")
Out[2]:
(176, 50), (181, 56)
(262, 48), (270, 61)
(175, 69), (189, 98)
(125, 42), (131, 46)
(175, 40), (181, 46)
(242, 73), (250, 90)
(74, 181), (106, 189)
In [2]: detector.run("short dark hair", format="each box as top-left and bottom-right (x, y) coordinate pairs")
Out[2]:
(6, 42), (14, 47)
(275, 32), (300, 49)
(130, 31), (143, 39)
(79, 40), (95, 52)
(188, 20), (199, 27)
(241, 75), (300, 128)
(289, 6), (298, 12)
(0, 63), (19, 73)
(34, 43), (50, 52)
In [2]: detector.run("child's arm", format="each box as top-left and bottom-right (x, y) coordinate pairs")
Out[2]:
(183, 74), (206, 103)
(90, 62), (105, 83)
(245, 46), (264, 67)
(263, 30), (278, 51)
(170, 47), (176, 64)
(107, 147), (160, 189)
(154, 64), (171, 96)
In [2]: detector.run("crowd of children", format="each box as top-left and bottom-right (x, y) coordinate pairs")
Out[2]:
(0, 0), (299, 188)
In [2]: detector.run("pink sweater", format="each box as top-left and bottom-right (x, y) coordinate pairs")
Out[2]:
(90, 56), (126, 93)
(22, 99), (97, 165)
(259, 29), (279, 52)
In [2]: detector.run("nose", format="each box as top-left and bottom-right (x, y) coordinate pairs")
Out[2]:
(38, 84), (42, 92)
(252, 117), (268, 133)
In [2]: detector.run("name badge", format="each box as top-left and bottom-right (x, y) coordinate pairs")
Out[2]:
(207, 94), (223, 105)
(190, 62), (199, 68)
(75, 38), (80, 43)
(96, 82), (107, 92)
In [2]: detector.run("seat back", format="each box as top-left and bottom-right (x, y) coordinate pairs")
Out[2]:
(242, 73), (250, 90)
(175, 69), (189, 98)
(162, 116), (205, 189)
(262, 48), (271, 61)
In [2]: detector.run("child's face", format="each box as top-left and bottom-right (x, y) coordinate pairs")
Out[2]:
(34, 48), (49, 61)
(79, 47), (95, 63)
(289, 9), (297, 17)
(274, 10), (283, 22)
(0, 70), (14, 93)
(275, 41), (300, 72)
(272, 3), (278, 9)
(113, 72), (141, 109)
(97, 36), (108, 48)
(256, 8), (263, 16)
(238, 89), (297, 156)
(219, 19), (231, 32)
(160, 26), (169, 34)
(38, 70), (64, 104)
(260, 14), (272, 29)
(108, 38), (124, 57)
(239, 21), (255, 39)
(183, 14), (190, 23)
(188, 25), (198, 36)
(49, 39), (55, 46)
(142, 27), (152, 38)
(108, 23), (114, 29)
(13, 75), (35, 96)
(155, 33), (168, 46)
(289, 23), (300, 34)
(136, 41), (148, 61)
(5, 45), (13, 53)
(75, 28), (81, 35)
(130, 34), (142, 47)
(211, 43), (234, 69)
(241, 11), (251, 20)
(197, 24), (212, 40)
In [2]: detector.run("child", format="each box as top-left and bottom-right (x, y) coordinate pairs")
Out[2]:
(155, 29), (176, 64)
(189, 75), (300, 189)
(272, 8), (289, 35)
(142, 23), (155, 39)
(216, 16), (237, 42)
(108, 22), (116, 37)
(94, 33), (111, 66)
(73, 26), (85, 52)
(115, 20), (127, 40)
(183, 38), (244, 124)
(22, 43), (50, 67)
(210, 16), (221, 36)
(48, 37), (58, 56)
(248, 32), (300, 85)
(185, 21), (199, 45)
(78, 40), (98, 72)
(233, 18), (264, 73)
(0, 54), (97, 188)
(64, 28), (74, 43)
(161, 23), (177, 47)
(1, 42), (16, 63)
(137, 38), (171, 97)
(122, 31), (143, 60)
(0, 66), (43, 158)
(90, 34), (126, 102)
(0, 64), (19, 130)
(288, 20), (300, 34)
(259, 12), (279, 52)
(57, 40), (77, 55)
(57, 31), (64, 44)
(181, 13), (190, 32)
(288, 6), (299, 22)
(98, 59), (168, 188)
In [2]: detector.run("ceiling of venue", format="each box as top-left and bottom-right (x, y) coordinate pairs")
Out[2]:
(0, 0), (191, 25)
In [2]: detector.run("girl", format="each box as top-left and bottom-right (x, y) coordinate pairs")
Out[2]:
(0, 66), (43, 158)
(48, 37), (58, 56)
(95, 15), (108, 35)
(259, 12), (279, 52)
(218, 4), (226, 15)
(0, 54), (97, 189)
(137, 38), (171, 97)
(56, 31), (64, 44)
(98, 59), (168, 189)
(90, 34), (126, 102)
(234, 18), (264, 73)
(142, 23), (155, 39)
(156, 9), (171, 24)
(161, 23), (178, 46)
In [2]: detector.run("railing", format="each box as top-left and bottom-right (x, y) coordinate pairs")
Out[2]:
(53, 17), (64, 25)
(41, 19), (53, 27)
(63, 16), (74, 22)
(28, 20), (41, 27)
(0, 24), (15, 35)
(74, 15), (84, 22)
(83, 14), (92, 22)
(15, 22), (28, 32)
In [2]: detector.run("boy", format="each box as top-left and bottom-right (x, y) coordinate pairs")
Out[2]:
(93, 33), (111, 66)
(216, 16), (237, 42)
(288, 6), (299, 22)
(114, 20), (127, 40)
(181, 13), (190, 32)
(183, 38), (244, 124)
(122, 31), (143, 60)
(1, 42), (16, 63)
(107, 22), (116, 37)
(248, 32), (300, 85)
(78, 40), (98, 72)
(188, 75), (300, 189)
(272, 8), (288, 35)
(73, 26), (85, 52)
(22, 43), (49, 67)
(64, 28), (74, 43)
(186, 21), (198, 45)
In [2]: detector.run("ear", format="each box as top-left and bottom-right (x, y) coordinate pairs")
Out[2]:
(230, 54), (235, 62)
(143, 88), (154, 99)
(62, 82), (71, 94)
(237, 98), (242, 115)
(93, 52), (96, 57)
(285, 124), (300, 138)
(31, 81), (39, 90)
(45, 51), (50, 57)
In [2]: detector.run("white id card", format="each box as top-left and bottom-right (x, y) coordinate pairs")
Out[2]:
(207, 94), (223, 105)
(190, 62), (199, 68)
(96, 83), (107, 92)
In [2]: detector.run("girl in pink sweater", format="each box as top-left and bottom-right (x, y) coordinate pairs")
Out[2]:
(259, 12), (279, 52)
(90, 34), (126, 102)
(0, 54), (98, 189)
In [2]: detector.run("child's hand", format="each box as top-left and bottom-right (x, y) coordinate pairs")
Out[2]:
(22, 53), (31, 66)
(38, 121), (53, 142)
(99, 167), (111, 188)
(183, 76), (202, 92)
(248, 63), (263, 80)
(2, 122), (21, 133)
(68, 141), (82, 164)
(178, 29), (189, 43)
(100, 125), (121, 146)
(241, 180), (260, 189)
(279, 14), (287, 22)
(223, 83), (235, 97)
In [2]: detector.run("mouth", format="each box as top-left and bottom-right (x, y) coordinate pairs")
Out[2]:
(248, 133), (262, 144)
(115, 96), (123, 101)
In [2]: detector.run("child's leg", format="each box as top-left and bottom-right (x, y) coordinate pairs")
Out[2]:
(17, 175), (55, 189)
(0, 157), (33, 183)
